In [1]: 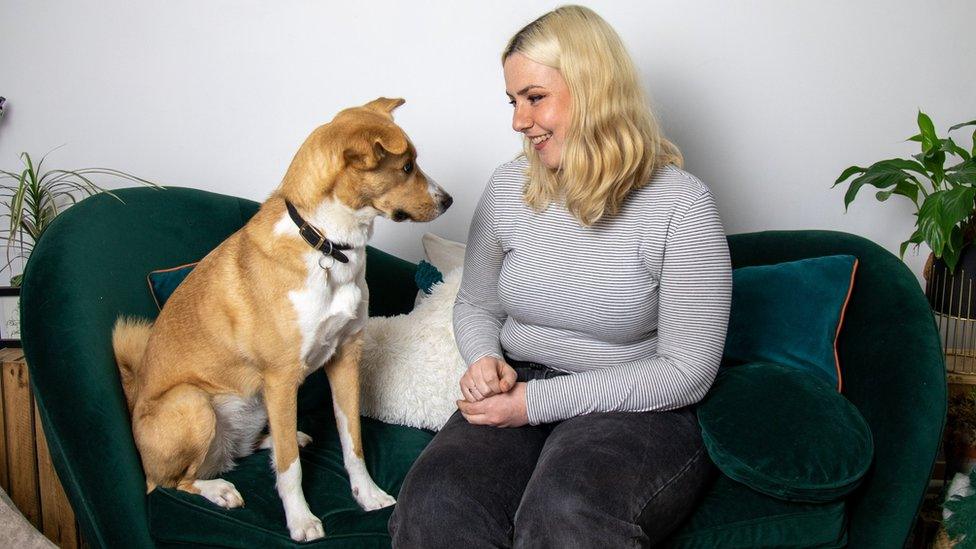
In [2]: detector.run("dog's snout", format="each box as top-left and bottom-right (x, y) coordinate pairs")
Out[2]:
(439, 194), (453, 211)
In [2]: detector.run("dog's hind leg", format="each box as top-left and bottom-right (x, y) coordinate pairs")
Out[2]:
(134, 384), (244, 509)
(325, 331), (396, 511)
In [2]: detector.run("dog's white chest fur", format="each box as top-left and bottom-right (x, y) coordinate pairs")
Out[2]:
(289, 250), (368, 372)
(274, 200), (374, 373)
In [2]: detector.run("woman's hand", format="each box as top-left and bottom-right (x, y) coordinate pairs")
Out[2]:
(457, 382), (529, 428)
(459, 355), (517, 402)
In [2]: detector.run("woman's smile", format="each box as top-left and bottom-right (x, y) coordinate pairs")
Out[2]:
(530, 132), (552, 149)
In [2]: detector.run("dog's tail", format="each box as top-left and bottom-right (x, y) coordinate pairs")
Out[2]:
(112, 316), (153, 410)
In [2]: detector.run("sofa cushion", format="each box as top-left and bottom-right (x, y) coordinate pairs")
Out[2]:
(697, 362), (873, 503)
(148, 262), (198, 309)
(722, 255), (858, 391)
(148, 405), (433, 548)
(663, 474), (848, 548)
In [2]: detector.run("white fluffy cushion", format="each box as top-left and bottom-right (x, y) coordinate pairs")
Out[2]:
(360, 267), (466, 431)
(421, 233), (466, 273)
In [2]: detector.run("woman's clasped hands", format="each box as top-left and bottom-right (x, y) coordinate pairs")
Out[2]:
(456, 355), (529, 428)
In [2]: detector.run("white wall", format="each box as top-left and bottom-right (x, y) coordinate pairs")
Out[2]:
(1, 0), (974, 287)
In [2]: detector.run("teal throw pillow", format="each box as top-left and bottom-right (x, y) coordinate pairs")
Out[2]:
(415, 260), (444, 295)
(147, 262), (197, 310)
(697, 361), (874, 503)
(722, 255), (858, 392)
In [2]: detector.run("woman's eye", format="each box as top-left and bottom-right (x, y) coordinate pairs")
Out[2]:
(508, 99), (516, 107)
(528, 95), (544, 104)
(403, 162), (413, 174)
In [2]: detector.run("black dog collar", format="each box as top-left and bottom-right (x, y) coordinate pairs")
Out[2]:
(284, 200), (354, 264)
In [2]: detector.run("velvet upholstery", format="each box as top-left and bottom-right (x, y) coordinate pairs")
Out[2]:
(20, 188), (945, 548)
(148, 263), (198, 309)
(697, 362), (873, 502)
(662, 475), (848, 548)
(723, 255), (858, 390)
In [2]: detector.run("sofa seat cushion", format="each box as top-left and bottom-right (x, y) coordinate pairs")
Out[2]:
(148, 405), (433, 548)
(663, 474), (848, 548)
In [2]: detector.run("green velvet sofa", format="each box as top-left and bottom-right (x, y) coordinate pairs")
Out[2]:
(20, 187), (945, 548)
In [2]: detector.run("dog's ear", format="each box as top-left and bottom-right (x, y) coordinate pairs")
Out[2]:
(343, 126), (408, 170)
(363, 97), (405, 118)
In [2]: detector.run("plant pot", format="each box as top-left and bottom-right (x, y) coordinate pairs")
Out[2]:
(928, 245), (976, 319)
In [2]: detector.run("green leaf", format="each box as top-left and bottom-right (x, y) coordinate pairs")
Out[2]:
(840, 163), (921, 210)
(918, 110), (940, 154)
(917, 186), (976, 263)
(833, 165), (866, 187)
(21, 153), (36, 187)
(900, 227), (926, 258)
(33, 144), (67, 180)
(874, 158), (930, 179)
(943, 239), (964, 273)
(947, 158), (976, 186)
(942, 137), (972, 161)
(918, 149), (947, 184)
(876, 180), (919, 204)
(949, 120), (976, 133)
(943, 118), (976, 162)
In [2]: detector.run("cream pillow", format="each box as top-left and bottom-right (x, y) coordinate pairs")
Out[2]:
(360, 267), (466, 431)
(414, 232), (466, 308)
(422, 233), (466, 273)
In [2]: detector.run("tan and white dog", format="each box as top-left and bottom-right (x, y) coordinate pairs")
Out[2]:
(112, 97), (451, 542)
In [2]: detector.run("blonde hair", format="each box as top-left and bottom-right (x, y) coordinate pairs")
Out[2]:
(502, 5), (683, 226)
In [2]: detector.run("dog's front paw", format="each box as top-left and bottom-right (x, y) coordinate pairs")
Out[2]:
(352, 481), (396, 511)
(287, 512), (325, 542)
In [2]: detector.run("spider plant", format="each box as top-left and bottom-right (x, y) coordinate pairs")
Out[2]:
(0, 148), (161, 286)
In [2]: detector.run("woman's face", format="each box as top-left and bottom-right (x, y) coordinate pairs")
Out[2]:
(503, 53), (572, 170)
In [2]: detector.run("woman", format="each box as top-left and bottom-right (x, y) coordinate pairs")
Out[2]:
(389, 5), (731, 547)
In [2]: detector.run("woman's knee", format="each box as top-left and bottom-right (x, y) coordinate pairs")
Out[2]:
(635, 446), (717, 545)
(514, 480), (645, 548)
(390, 474), (514, 547)
(390, 445), (514, 546)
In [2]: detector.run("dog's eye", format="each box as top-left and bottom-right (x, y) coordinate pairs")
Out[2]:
(403, 162), (413, 174)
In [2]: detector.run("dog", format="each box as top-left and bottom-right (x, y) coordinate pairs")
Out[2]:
(112, 97), (451, 542)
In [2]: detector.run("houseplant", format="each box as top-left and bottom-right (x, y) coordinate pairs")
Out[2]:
(0, 148), (161, 286)
(943, 464), (976, 548)
(834, 111), (976, 274)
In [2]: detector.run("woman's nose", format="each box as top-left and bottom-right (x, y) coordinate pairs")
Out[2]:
(512, 105), (532, 133)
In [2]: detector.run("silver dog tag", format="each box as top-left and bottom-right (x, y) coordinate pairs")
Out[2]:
(318, 255), (335, 270)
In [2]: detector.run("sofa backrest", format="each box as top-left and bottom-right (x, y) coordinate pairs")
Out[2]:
(20, 187), (261, 547)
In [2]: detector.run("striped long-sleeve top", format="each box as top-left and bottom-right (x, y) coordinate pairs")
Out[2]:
(452, 156), (733, 425)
